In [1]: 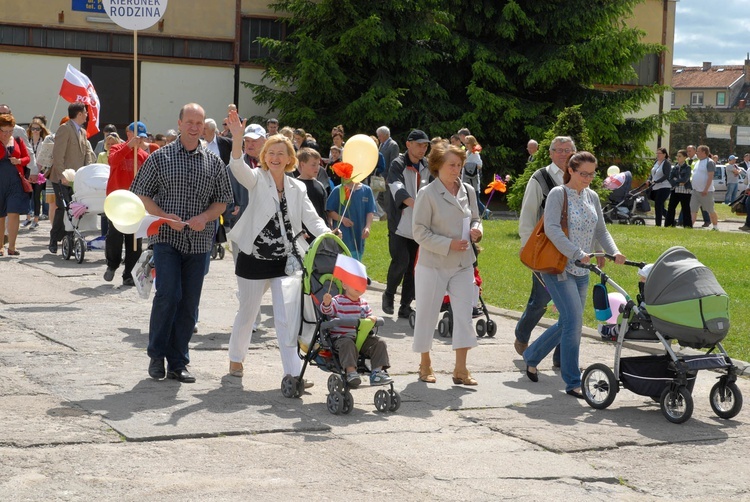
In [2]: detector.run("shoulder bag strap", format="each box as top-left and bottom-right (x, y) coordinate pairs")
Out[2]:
(560, 188), (568, 236)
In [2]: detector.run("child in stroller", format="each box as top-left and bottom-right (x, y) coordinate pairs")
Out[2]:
(290, 233), (401, 414)
(321, 284), (392, 388)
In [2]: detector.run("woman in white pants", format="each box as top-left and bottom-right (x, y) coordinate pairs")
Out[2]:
(224, 111), (331, 383)
(412, 144), (483, 385)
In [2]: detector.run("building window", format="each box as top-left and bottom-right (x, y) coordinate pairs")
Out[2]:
(691, 92), (704, 107)
(717, 91), (726, 106)
(241, 17), (285, 62)
(629, 53), (659, 86)
(670, 91), (675, 107)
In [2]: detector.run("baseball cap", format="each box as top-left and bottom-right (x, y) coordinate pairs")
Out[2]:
(406, 129), (430, 143)
(728, 155), (737, 160)
(244, 124), (266, 139)
(127, 121), (148, 138)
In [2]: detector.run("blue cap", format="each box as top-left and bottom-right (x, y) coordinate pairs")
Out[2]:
(728, 155), (737, 161)
(128, 121), (148, 138)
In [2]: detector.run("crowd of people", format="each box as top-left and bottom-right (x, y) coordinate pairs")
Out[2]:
(3, 98), (743, 396)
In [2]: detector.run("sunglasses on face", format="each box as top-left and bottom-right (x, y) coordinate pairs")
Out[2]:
(31, 127), (41, 131)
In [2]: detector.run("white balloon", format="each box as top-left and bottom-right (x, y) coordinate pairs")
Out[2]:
(607, 165), (620, 176)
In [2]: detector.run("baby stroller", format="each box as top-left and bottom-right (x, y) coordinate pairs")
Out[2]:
(580, 247), (742, 424)
(428, 266), (497, 338)
(61, 163), (110, 263)
(602, 173), (650, 225)
(288, 233), (401, 415)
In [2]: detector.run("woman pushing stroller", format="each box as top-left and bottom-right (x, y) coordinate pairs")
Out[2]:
(523, 151), (626, 398)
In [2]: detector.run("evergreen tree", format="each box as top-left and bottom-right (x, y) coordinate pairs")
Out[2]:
(247, 0), (677, 172)
(507, 106), (597, 212)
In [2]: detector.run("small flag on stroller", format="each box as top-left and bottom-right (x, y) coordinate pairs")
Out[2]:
(333, 254), (368, 292)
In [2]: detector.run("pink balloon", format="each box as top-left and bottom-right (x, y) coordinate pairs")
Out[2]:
(606, 292), (627, 324)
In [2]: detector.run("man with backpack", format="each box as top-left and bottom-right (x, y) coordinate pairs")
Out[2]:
(514, 136), (576, 364)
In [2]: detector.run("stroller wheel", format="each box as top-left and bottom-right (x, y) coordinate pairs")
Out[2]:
(374, 389), (392, 412)
(327, 373), (344, 393)
(582, 364), (618, 410)
(438, 318), (450, 337)
(475, 319), (486, 337)
(218, 245), (226, 260)
(659, 385), (693, 424)
(709, 381), (743, 420)
(326, 391), (343, 415)
(388, 390), (401, 412)
(486, 320), (497, 337)
(281, 374), (300, 399)
(62, 234), (74, 260)
(408, 310), (416, 329)
(341, 391), (354, 415)
(74, 237), (85, 264)
(211, 245), (218, 260)
(633, 217), (646, 226)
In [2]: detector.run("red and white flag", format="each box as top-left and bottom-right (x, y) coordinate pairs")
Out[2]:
(333, 254), (368, 292)
(59, 64), (100, 138)
(133, 214), (174, 239)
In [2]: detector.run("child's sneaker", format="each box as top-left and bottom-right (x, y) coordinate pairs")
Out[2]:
(598, 324), (618, 342)
(346, 371), (361, 389)
(370, 370), (393, 386)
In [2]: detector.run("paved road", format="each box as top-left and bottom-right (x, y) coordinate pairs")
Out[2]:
(1, 221), (749, 501)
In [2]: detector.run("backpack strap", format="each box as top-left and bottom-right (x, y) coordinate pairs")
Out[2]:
(532, 167), (558, 209)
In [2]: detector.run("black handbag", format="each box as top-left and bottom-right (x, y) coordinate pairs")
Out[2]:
(731, 194), (748, 215)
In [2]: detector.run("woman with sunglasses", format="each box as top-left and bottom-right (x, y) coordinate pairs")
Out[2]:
(0, 113), (31, 256)
(523, 152), (626, 398)
(23, 119), (50, 229)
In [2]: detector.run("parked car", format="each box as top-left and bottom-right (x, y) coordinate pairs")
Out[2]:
(712, 164), (748, 202)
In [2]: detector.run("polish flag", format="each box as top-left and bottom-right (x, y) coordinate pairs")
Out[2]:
(333, 254), (368, 292)
(59, 65), (100, 138)
(133, 214), (174, 239)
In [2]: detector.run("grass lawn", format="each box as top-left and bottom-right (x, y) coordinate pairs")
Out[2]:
(362, 218), (750, 362)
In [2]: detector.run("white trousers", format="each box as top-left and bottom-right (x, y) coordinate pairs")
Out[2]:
(413, 264), (478, 353)
(229, 275), (302, 377)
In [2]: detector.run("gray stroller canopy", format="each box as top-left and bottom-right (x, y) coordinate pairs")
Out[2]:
(645, 246), (727, 305)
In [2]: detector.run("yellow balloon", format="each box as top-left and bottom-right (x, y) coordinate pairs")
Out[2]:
(607, 165), (620, 176)
(104, 189), (146, 229)
(342, 134), (379, 182)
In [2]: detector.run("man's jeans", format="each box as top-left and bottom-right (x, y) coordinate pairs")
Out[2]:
(523, 272), (588, 391)
(515, 272), (560, 365)
(147, 243), (210, 371)
(725, 183), (738, 205)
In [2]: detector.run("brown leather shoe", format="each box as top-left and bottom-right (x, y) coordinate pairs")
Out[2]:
(418, 365), (436, 383)
(514, 339), (528, 356)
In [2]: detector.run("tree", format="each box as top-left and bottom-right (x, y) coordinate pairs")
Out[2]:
(246, 0), (453, 149)
(507, 106), (596, 212)
(247, 0), (675, 172)
(669, 107), (726, 157)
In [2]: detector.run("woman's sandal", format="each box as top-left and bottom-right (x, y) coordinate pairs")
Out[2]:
(7, 249), (19, 256)
(229, 362), (244, 377)
(418, 365), (437, 383)
(452, 370), (478, 386)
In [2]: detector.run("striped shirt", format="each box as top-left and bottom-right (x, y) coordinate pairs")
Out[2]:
(130, 137), (233, 254)
(320, 294), (373, 339)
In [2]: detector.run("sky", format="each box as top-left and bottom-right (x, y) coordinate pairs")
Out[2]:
(673, 0), (750, 66)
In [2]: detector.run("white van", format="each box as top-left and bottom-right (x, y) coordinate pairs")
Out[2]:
(712, 164), (748, 202)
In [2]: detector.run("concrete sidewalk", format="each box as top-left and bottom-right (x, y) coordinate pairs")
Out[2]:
(1, 221), (749, 501)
